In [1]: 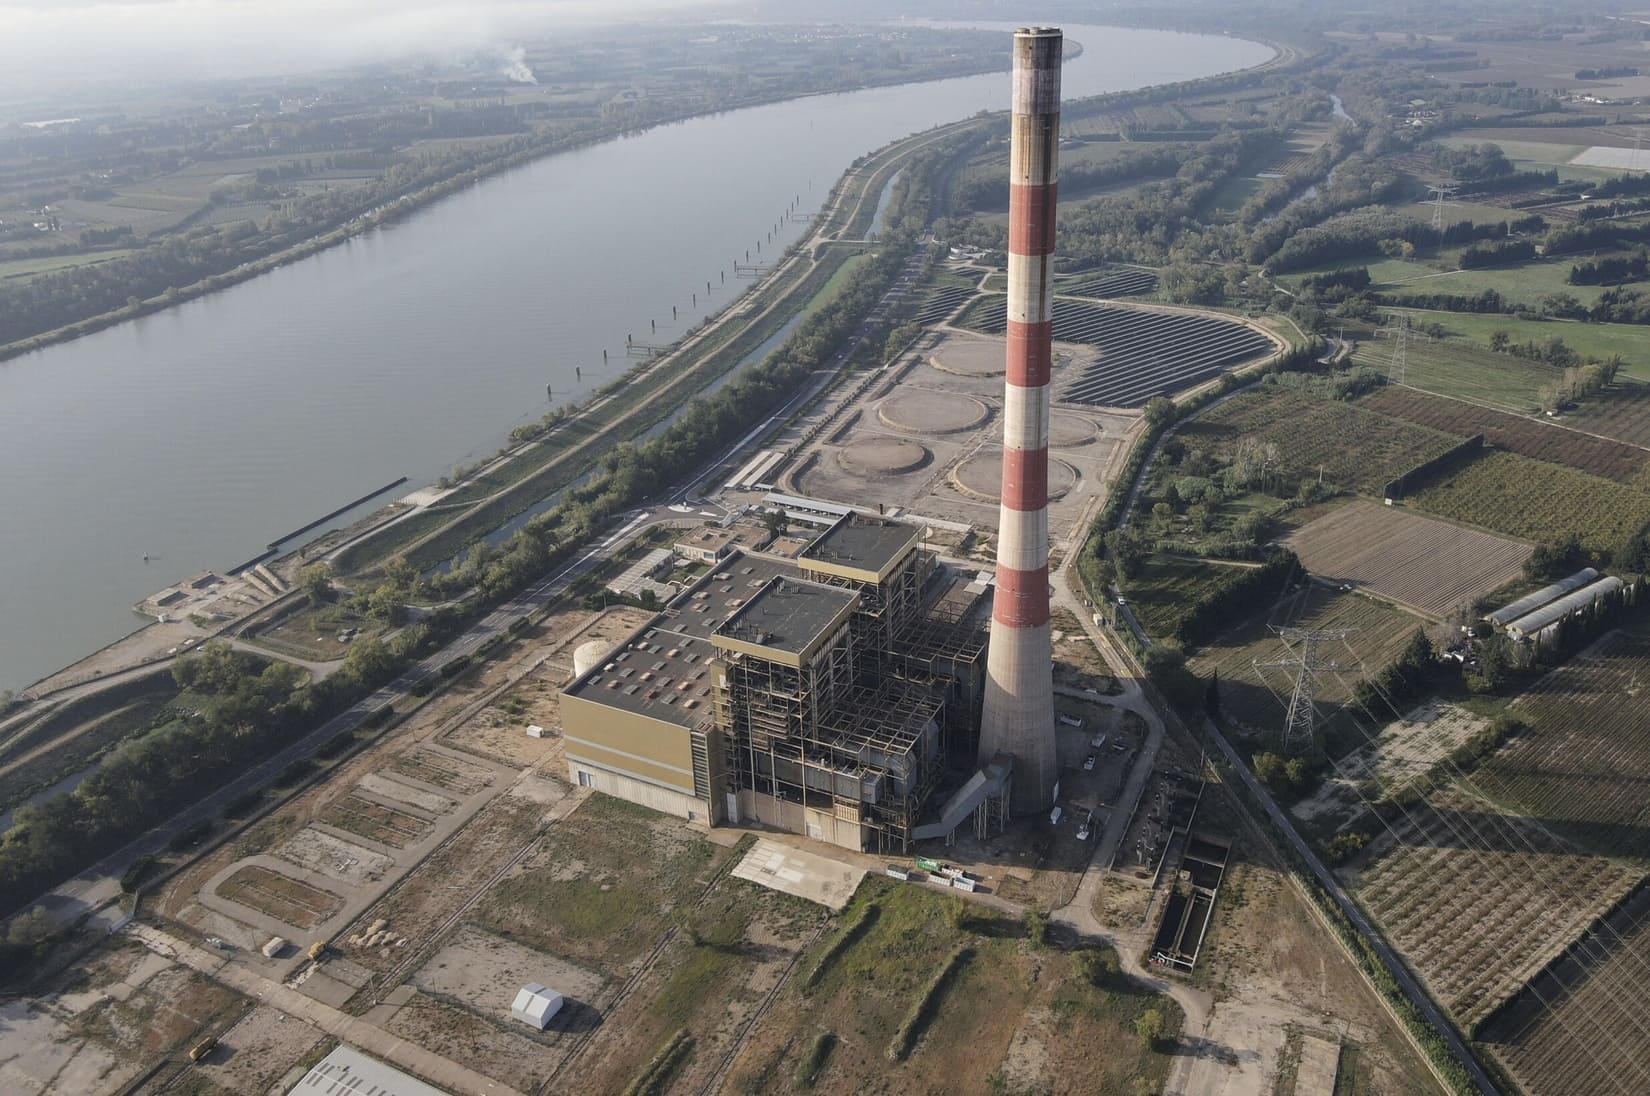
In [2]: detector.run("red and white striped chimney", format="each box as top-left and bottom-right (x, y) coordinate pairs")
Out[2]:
(980, 26), (1061, 812)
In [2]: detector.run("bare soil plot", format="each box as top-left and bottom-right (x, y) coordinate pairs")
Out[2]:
(386, 746), (494, 795)
(1189, 846), (1446, 1096)
(1561, 381), (1650, 450)
(476, 794), (731, 975)
(190, 1004), (328, 1094)
(1292, 702), (1490, 832)
(1283, 500), (1531, 618)
(274, 825), (396, 887)
(1360, 385), (1650, 484)
(1349, 785), (1642, 1031)
(383, 990), (551, 1093)
(572, 878), (823, 1094)
(218, 865), (344, 930)
(725, 879), (1182, 1096)
(319, 793), (432, 849)
(357, 772), (456, 814)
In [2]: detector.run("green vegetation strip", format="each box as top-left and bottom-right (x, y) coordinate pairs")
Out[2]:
(802, 902), (879, 994)
(623, 1028), (695, 1096)
(886, 945), (973, 1062)
(795, 1030), (837, 1089)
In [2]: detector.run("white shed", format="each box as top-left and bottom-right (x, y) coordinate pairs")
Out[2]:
(511, 983), (564, 1030)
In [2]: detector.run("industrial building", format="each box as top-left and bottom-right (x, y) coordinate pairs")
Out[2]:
(561, 510), (993, 852)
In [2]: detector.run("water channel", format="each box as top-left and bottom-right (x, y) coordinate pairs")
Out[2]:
(0, 26), (1272, 692)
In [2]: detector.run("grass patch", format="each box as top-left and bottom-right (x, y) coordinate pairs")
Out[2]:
(802, 902), (879, 994)
(623, 1029), (694, 1096)
(886, 945), (972, 1061)
(1393, 309), (1650, 384)
(795, 1030), (836, 1089)
(476, 793), (727, 972)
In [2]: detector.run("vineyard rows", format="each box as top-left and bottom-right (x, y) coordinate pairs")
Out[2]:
(1484, 881), (1650, 1096)
(1410, 450), (1650, 551)
(1179, 386), (1459, 494)
(1353, 785), (1641, 1031)
(1360, 385), (1650, 485)
(1284, 500), (1531, 618)
(1472, 632), (1650, 861)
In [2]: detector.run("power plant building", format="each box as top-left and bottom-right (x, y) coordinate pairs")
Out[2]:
(561, 511), (989, 852)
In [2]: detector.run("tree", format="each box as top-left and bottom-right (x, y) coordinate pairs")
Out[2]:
(1136, 1008), (1166, 1050)
(298, 562), (333, 603)
(1143, 396), (1177, 431)
(1252, 751), (1287, 791)
(1026, 908), (1050, 948)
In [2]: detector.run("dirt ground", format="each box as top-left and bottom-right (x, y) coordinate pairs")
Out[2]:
(186, 1004), (328, 1094)
(0, 941), (245, 1096)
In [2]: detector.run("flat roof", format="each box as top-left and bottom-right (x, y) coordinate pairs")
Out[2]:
(799, 513), (920, 581)
(563, 550), (802, 727)
(288, 1045), (446, 1096)
(714, 576), (858, 657)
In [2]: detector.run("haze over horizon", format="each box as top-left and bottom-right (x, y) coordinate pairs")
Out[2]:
(0, 0), (726, 97)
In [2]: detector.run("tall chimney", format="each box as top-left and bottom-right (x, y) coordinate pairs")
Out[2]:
(979, 26), (1061, 812)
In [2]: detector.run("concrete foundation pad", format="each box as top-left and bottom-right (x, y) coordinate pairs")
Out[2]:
(731, 838), (865, 911)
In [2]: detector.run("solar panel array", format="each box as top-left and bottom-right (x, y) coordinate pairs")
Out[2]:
(1059, 268), (1159, 299)
(909, 285), (974, 326)
(958, 296), (1275, 408)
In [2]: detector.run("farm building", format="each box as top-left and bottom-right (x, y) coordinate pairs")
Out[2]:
(1505, 576), (1626, 642)
(511, 983), (564, 1030)
(1486, 567), (1598, 628)
(559, 508), (991, 852)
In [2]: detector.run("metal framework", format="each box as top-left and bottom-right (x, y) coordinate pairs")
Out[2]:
(1255, 626), (1357, 755)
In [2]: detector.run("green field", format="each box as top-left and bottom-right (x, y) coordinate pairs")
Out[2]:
(1123, 554), (1265, 644)
(1294, 255), (1613, 310)
(1409, 449), (1650, 550)
(0, 249), (138, 281)
(1351, 336), (1558, 412)
(1394, 310), (1650, 383)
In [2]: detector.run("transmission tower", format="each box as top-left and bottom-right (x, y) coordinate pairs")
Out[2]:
(1426, 183), (1457, 232)
(1255, 626), (1358, 755)
(1380, 312), (1410, 385)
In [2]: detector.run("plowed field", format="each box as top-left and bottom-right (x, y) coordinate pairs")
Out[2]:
(1283, 500), (1532, 618)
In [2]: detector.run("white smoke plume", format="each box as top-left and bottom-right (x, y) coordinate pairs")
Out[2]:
(500, 45), (537, 84)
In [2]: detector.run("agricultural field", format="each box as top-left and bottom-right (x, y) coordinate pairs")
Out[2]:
(1470, 631), (1650, 861)
(1350, 784), (1642, 1032)
(724, 878), (1183, 1095)
(1398, 311), (1650, 385)
(1290, 254), (1614, 310)
(958, 296), (1276, 406)
(1350, 333), (1561, 412)
(1177, 385), (1459, 494)
(1560, 380), (1650, 449)
(1190, 585), (1423, 735)
(1282, 500), (1532, 619)
(1479, 879), (1650, 1096)
(1359, 385), (1650, 485)
(319, 792), (432, 848)
(1408, 450), (1650, 551)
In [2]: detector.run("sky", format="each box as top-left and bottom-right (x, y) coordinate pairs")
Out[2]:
(0, 0), (724, 95)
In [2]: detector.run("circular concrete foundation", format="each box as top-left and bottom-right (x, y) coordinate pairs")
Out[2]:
(929, 340), (1004, 377)
(837, 438), (931, 476)
(953, 453), (1078, 502)
(1048, 411), (1099, 448)
(877, 390), (990, 435)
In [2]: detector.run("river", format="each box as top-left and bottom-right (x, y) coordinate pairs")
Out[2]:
(0, 26), (1271, 693)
